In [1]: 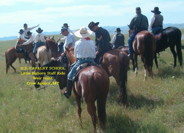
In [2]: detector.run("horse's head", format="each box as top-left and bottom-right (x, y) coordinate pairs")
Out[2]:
(46, 36), (59, 58)
(65, 47), (76, 65)
(17, 38), (26, 45)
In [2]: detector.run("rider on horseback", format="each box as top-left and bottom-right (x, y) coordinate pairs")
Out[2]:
(111, 28), (125, 49)
(88, 21), (112, 64)
(33, 27), (46, 54)
(64, 27), (96, 98)
(150, 7), (163, 35)
(128, 7), (148, 58)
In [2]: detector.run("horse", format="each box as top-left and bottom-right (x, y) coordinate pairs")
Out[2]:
(5, 38), (36, 73)
(101, 48), (129, 105)
(34, 48), (109, 132)
(36, 37), (59, 66)
(129, 30), (156, 79)
(155, 27), (183, 67)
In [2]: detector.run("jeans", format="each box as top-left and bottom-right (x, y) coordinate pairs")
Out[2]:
(128, 31), (138, 54)
(67, 58), (95, 80)
(152, 27), (163, 35)
(33, 42), (45, 54)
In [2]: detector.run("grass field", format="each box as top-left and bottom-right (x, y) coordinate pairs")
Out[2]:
(0, 33), (184, 133)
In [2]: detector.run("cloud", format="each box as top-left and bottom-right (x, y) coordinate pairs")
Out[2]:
(0, 0), (74, 6)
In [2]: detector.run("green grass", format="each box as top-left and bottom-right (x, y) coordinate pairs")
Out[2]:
(0, 34), (184, 133)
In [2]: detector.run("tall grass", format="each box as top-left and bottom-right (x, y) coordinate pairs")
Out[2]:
(0, 33), (184, 133)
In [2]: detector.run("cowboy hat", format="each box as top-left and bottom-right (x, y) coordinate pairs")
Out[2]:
(19, 29), (24, 34)
(63, 23), (69, 28)
(88, 21), (99, 30)
(151, 7), (161, 14)
(27, 31), (32, 36)
(74, 27), (92, 38)
(115, 28), (121, 32)
(36, 27), (43, 33)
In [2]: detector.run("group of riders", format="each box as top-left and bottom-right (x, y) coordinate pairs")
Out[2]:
(16, 7), (163, 98)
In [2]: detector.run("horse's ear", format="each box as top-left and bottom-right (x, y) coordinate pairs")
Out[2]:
(51, 36), (54, 40)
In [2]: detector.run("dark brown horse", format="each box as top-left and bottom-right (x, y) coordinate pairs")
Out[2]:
(155, 27), (183, 67)
(101, 49), (129, 105)
(129, 30), (156, 79)
(45, 36), (60, 58)
(5, 38), (36, 73)
(34, 48), (109, 132)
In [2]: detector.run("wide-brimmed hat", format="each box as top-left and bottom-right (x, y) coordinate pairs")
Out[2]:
(151, 7), (161, 14)
(63, 23), (69, 28)
(74, 27), (92, 38)
(88, 21), (99, 30)
(36, 27), (43, 33)
(115, 28), (121, 32)
(27, 31), (32, 36)
(19, 29), (24, 34)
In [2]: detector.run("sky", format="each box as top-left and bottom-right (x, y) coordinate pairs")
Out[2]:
(0, 0), (184, 37)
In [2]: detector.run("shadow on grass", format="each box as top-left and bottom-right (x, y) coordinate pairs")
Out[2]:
(155, 66), (184, 78)
(128, 94), (163, 109)
(105, 114), (169, 133)
(108, 82), (163, 109)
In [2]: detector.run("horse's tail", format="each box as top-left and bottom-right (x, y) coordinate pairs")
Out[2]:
(5, 51), (9, 73)
(176, 29), (183, 66)
(119, 53), (129, 105)
(144, 32), (155, 68)
(94, 71), (108, 129)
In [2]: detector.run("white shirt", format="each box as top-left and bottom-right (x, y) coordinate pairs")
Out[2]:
(111, 34), (117, 44)
(34, 33), (46, 43)
(23, 25), (39, 38)
(18, 34), (28, 41)
(58, 28), (74, 45)
(22, 35), (34, 45)
(63, 33), (76, 51)
(74, 39), (96, 59)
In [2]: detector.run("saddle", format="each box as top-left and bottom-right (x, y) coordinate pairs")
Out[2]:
(73, 62), (98, 81)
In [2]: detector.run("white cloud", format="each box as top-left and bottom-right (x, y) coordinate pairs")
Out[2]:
(0, 0), (74, 6)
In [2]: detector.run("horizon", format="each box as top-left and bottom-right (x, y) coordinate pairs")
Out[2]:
(0, 0), (184, 38)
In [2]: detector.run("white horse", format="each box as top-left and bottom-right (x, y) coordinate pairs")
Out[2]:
(36, 45), (52, 66)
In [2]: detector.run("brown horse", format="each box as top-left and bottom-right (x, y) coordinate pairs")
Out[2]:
(101, 49), (129, 105)
(129, 30), (156, 79)
(34, 48), (109, 132)
(5, 38), (36, 73)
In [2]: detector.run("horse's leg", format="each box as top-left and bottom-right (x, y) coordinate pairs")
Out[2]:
(155, 53), (158, 69)
(29, 53), (36, 67)
(132, 54), (135, 71)
(6, 64), (10, 74)
(19, 57), (21, 64)
(97, 95), (107, 130)
(10, 64), (16, 73)
(170, 46), (177, 67)
(141, 57), (147, 80)
(75, 95), (82, 127)
(87, 102), (97, 133)
(134, 54), (138, 75)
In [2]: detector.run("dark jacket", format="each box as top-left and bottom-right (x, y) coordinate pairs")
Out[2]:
(129, 14), (149, 32)
(114, 33), (125, 48)
(95, 27), (112, 53)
